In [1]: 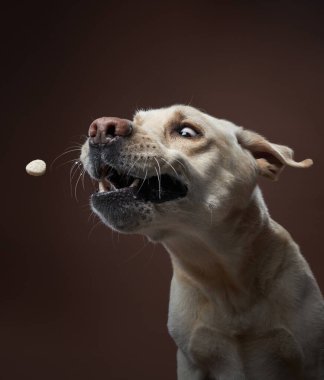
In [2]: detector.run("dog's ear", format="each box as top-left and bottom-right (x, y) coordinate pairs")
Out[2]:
(236, 128), (313, 181)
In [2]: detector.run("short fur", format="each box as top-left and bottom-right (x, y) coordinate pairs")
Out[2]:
(81, 105), (324, 380)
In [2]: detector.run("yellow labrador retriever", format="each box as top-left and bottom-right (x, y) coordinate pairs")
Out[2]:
(80, 105), (324, 379)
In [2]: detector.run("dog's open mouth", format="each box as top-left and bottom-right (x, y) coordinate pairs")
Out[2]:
(94, 166), (188, 204)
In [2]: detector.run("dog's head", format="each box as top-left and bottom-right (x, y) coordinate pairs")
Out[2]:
(80, 105), (312, 239)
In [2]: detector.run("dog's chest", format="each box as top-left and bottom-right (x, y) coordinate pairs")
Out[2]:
(167, 275), (272, 354)
(167, 276), (237, 351)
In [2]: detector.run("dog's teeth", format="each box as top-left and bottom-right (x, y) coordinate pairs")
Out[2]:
(130, 178), (140, 188)
(99, 180), (107, 193)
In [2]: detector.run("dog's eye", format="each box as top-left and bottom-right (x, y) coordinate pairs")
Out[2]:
(178, 126), (199, 138)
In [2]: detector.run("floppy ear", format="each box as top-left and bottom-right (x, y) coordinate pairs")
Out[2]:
(236, 128), (313, 181)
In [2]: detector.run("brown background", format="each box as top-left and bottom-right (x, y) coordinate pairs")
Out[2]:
(1, 1), (324, 379)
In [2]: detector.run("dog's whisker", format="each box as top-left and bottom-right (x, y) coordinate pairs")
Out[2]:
(137, 169), (148, 194)
(154, 166), (161, 199)
(70, 160), (82, 174)
(153, 160), (162, 199)
(70, 141), (84, 147)
(70, 161), (82, 196)
(110, 228), (117, 248)
(121, 237), (151, 265)
(73, 165), (84, 202)
(71, 164), (81, 198)
(153, 157), (163, 198)
(160, 157), (180, 178)
(185, 94), (195, 107)
(56, 158), (80, 169)
(81, 167), (86, 190)
(173, 158), (186, 171)
(66, 145), (83, 149)
(87, 210), (93, 222)
(50, 148), (81, 170)
(134, 155), (148, 196)
(87, 220), (102, 240)
(126, 156), (141, 176)
(69, 162), (80, 179)
(141, 156), (149, 175)
(87, 210), (97, 223)
(69, 162), (80, 193)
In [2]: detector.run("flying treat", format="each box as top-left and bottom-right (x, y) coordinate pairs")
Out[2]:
(26, 159), (46, 176)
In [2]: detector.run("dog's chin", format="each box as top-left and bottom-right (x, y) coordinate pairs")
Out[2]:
(91, 188), (154, 233)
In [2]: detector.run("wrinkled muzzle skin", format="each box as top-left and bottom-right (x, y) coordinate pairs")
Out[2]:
(80, 105), (257, 240)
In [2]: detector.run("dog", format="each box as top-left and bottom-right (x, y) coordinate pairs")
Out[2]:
(80, 105), (324, 379)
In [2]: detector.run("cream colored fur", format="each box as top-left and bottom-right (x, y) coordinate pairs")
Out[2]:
(81, 105), (324, 380)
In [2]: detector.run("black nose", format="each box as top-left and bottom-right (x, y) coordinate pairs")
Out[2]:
(88, 117), (133, 144)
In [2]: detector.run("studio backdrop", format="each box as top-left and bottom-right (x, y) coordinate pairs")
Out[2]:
(1, 1), (324, 379)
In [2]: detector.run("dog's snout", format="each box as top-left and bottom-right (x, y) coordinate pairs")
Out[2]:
(88, 117), (133, 144)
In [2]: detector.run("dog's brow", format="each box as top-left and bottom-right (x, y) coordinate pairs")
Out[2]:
(166, 110), (186, 127)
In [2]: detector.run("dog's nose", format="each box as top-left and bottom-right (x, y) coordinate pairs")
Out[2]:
(88, 117), (133, 144)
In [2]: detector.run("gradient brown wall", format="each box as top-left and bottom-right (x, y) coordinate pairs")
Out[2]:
(1, 1), (324, 379)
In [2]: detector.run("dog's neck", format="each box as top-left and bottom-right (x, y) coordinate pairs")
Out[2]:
(162, 186), (289, 312)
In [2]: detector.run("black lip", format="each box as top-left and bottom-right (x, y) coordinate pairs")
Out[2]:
(94, 168), (188, 204)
